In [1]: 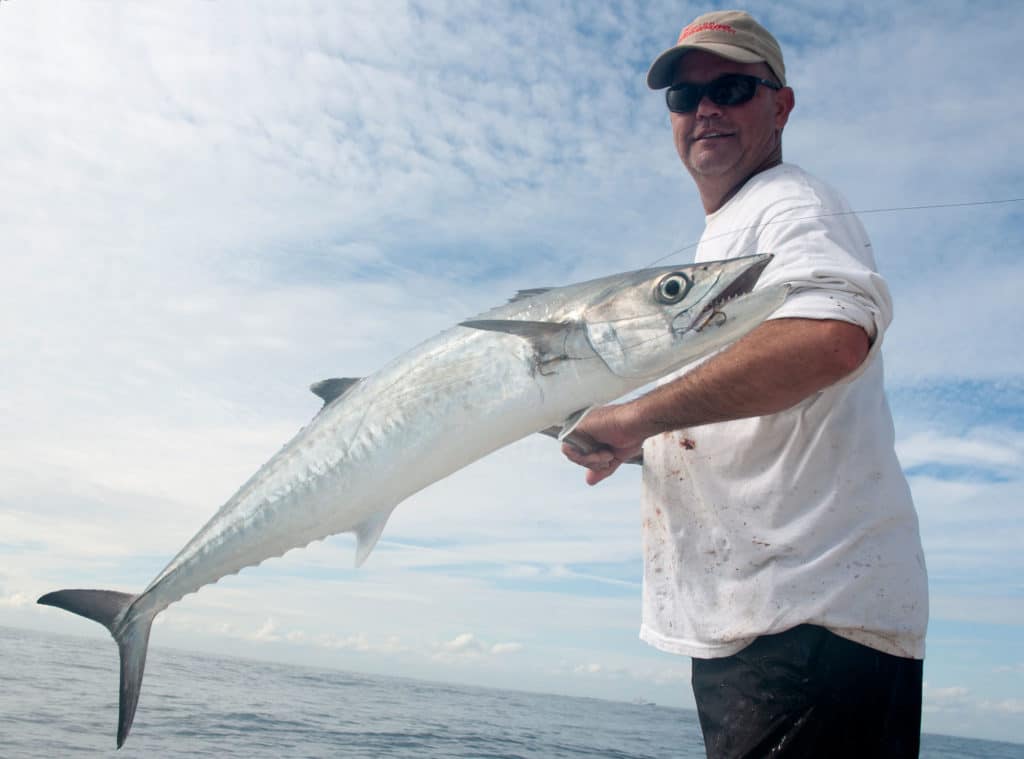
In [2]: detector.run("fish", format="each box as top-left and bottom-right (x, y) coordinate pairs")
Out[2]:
(38, 253), (787, 747)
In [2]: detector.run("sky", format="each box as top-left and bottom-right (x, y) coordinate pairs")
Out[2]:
(1, 0), (1022, 747)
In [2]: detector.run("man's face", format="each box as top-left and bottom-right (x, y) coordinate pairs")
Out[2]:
(670, 50), (793, 189)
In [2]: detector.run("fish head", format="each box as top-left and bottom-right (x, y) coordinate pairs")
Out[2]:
(581, 253), (788, 380)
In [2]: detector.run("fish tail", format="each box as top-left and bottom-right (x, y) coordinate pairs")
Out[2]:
(38, 589), (154, 749)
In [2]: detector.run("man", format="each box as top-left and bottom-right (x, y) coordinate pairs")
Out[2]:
(562, 10), (928, 758)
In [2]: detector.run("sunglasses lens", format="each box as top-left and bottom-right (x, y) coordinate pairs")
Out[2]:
(666, 85), (700, 113)
(709, 75), (757, 106)
(666, 75), (759, 113)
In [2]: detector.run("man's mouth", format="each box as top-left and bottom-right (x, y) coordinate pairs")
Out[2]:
(693, 131), (735, 142)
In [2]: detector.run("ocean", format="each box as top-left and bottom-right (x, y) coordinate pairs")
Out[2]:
(2, 626), (1021, 758)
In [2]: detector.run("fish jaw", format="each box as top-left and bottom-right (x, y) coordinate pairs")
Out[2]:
(582, 254), (787, 379)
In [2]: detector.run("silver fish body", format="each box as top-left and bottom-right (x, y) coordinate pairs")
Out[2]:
(38, 254), (787, 747)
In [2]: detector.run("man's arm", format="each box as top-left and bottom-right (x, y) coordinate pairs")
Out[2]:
(561, 317), (870, 485)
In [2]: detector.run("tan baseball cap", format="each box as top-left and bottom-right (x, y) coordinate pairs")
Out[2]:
(647, 10), (786, 90)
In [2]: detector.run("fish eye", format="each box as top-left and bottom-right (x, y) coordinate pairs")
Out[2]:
(656, 272), (692, 304)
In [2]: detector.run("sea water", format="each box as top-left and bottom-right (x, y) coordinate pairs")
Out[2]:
(1, 626), (1020, 758)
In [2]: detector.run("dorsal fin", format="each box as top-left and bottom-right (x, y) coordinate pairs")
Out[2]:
(310, 377), (361, 406)
(508, 287), (552, 304)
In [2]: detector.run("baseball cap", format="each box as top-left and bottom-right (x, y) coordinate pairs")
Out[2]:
(647, 10), (786, 90)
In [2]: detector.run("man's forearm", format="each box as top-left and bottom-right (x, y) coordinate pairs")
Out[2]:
(622, 317), (871, 439)
(562, 317), (871, 484)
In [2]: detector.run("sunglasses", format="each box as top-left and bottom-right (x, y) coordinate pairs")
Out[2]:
(666, 73), (781, 114)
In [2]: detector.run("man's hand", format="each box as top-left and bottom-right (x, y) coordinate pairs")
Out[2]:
(561, 404), (645, 486)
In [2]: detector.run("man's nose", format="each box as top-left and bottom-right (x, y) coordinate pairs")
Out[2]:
(694, 94), (723, 118)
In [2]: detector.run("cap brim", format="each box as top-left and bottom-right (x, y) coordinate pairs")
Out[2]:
(646, 43), (765, 90)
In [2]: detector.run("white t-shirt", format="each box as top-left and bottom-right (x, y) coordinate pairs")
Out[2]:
(639, 163), (928, 660)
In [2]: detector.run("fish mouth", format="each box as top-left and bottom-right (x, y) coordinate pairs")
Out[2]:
(685, 255), (773, 332)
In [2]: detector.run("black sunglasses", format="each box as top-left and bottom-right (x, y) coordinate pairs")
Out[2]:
(666, 73), (781, 114)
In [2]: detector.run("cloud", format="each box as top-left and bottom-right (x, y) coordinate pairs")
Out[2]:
(203, 614), (410, 655)
(432, 633), (524, 662)
(979, 699), (1024, 716)
(893, 423), (1024, 629)
(898, 432), (1022, 474)
(920, 677), (1024, 743)
(490, 642), (524, 655)
(249, 618), (282, 643)
(310, 632), (408, 655)
(992, 663), (1024, 675)
(927, 684), (970, 702)
(0, 592), (30, 609)
(440, 633), (483, 656)
(561, 658), (690, 687)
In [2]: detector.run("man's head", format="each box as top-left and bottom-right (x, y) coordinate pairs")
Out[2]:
(647, 11), (794, 212)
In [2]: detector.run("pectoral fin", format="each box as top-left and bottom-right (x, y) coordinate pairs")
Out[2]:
(460, 319), (590, 373)
(460, 319), (574, 342)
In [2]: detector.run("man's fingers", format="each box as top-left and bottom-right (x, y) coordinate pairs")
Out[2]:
(586, 460), (621, 486)
(561, 442), (614, 467)
(560, 438), (627, 485)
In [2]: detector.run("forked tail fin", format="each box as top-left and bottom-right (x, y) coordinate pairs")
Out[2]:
(38, 589), (154, 748)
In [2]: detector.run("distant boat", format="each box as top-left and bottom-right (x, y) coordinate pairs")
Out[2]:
(631, 697), (657, 706)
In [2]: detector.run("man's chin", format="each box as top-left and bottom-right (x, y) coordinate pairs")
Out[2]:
(686, 157), (741, 180)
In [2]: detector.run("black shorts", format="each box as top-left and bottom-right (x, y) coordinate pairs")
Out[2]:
(691, 624), (923, 759)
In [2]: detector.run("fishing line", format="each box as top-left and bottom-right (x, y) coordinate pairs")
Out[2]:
(644, 196), (1024, 268)
(485, 197), (1023, 374)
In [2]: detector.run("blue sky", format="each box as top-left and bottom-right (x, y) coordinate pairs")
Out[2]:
(1, 0), (1023, 746)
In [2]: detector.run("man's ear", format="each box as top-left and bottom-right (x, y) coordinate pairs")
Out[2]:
(775, 87), (795, 131)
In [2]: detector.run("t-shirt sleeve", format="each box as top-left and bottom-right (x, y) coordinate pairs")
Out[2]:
(752, 201), (894, 345)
